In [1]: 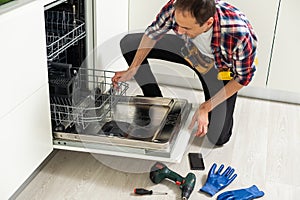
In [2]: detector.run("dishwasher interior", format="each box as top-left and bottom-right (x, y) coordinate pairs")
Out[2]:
(44, 0), (192, 162)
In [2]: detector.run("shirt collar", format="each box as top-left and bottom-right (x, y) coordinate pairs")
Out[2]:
(211, 11), (221, 48)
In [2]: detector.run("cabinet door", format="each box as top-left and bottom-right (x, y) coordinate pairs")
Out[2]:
(209, 0), (280, 88)
(94, 0), (128, 45)
(92, 0), (129, 70)
(267, 0), (299, 93)
(0, 2), (49, 119)
(0, 85), (52, 199)
(128, 0), (165, 31)
(0, 2), (52, 199)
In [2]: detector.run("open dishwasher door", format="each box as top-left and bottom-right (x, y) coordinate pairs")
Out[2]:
(50, 68), (193, 163)
(44, 0), (194, 163)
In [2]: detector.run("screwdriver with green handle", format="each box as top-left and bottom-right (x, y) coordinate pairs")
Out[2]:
(134, 188), (168, 195)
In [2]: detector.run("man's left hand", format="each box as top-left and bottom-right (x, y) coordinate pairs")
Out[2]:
(188, 104), (210, 136)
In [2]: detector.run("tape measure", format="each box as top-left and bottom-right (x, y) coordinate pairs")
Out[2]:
(217, 57), (257, 81)
(217, 70), (233, 80)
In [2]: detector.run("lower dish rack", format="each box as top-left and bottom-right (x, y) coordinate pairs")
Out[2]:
(50, 68), (128, 130)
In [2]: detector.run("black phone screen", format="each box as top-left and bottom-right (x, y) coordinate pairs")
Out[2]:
(188, 153), (205, 170)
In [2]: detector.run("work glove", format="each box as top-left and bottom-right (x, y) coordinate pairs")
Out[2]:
(217, 185), (265, 200)
(199, 163), (237, 196)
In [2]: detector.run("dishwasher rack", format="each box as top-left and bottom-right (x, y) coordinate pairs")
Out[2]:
(45, 10), (86, 61)
(50, 68), (129, 130)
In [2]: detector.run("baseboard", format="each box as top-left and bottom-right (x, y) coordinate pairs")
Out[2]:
(9, 150), (58, 200)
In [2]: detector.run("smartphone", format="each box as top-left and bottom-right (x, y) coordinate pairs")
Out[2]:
(188, 153), (205, 170)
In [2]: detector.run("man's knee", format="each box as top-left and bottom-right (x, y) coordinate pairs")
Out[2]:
(207, 131), (232, 146)
(120, 33), (143, 51)
(206, 119), (233, 146)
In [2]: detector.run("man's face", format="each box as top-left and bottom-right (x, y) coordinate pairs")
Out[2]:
(174, 10), (212, 39)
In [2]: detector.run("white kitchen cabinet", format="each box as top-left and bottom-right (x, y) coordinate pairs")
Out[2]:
(129, 0), (165, 31)
(225, 0), (280, 88)
(0, 2), (52, 199)
(0, 85), (52, 200)
(267, 0), (300, 94)
(94, 0), (128, 45)
(92, 0), (129, 71)
(0, 1), (49, 119)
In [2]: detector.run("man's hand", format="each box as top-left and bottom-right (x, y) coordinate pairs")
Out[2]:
(112, 34), (156, 88)
(188, 103), (210, 136)
(112, 67), (138, 88)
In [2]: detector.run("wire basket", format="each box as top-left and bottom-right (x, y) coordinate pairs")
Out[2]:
(50, 68), (129, 130)
(45, 10), (86, 61)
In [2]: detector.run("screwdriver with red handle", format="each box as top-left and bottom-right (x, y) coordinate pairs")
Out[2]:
(134, 188), (168, 195)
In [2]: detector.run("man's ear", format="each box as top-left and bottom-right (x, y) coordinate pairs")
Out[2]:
(206, 17), (214, 26)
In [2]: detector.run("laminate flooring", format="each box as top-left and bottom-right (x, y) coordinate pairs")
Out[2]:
(15, 85), (300, 200)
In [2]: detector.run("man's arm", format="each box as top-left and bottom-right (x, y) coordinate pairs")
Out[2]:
(112, 34), (157, 87)
(189, 79), (243, 136)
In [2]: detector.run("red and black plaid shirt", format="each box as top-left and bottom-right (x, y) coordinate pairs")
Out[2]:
(145, 0), (258, 86)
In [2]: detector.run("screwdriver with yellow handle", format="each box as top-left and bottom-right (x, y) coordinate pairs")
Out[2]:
(134, 188), (168, 195)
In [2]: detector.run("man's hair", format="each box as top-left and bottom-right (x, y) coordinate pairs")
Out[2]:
(174, 0), (216, 26)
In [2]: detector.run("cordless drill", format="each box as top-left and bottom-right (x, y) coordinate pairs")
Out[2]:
(150, 162), (196, 200)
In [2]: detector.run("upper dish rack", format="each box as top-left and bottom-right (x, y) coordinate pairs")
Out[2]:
(45, 10), (86, 61)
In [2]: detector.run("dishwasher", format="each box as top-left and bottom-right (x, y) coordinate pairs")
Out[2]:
(44, 0), (193, 163)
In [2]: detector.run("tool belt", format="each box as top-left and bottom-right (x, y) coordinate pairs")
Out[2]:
(180, 42), (214, 75)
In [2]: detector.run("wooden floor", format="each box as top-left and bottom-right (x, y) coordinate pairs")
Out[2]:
(16, 91), (300, 200)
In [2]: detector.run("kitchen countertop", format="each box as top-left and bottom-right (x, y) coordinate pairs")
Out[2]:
(0, 0), (57, 15)
(0, 0), (33, 15)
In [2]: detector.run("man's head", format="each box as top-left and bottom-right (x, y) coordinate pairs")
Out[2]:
(174, 0), (216, 38)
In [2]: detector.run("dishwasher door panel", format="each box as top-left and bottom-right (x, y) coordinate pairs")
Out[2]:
(53, 106), (195, 163)
(52, 96), (193, 163)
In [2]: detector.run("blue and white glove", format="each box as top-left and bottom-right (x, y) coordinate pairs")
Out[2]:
(217, 185), (265, 200)
(199, 163), (237, 196)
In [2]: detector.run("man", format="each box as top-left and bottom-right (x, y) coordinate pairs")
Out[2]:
(112, 0), (257, 146)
